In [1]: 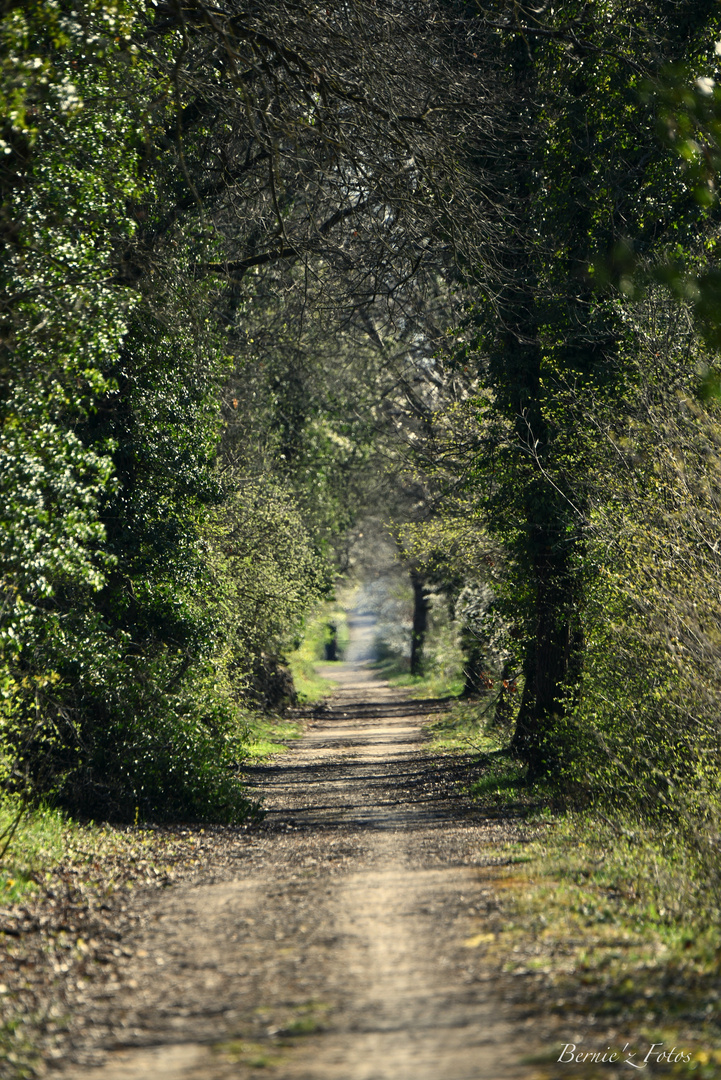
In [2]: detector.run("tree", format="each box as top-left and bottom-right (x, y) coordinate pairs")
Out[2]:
(461, 0), (721, 779)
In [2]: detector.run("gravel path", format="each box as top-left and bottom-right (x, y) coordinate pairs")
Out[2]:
(57, 615), (539, 1080)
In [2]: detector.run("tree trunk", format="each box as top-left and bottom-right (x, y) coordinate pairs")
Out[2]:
(511, 539), (584, 779)
(410, 571), (429, 677)
(324, 622), (338, 661)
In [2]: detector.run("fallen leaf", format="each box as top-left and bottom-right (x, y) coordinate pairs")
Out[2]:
(463, 932), (496, 948)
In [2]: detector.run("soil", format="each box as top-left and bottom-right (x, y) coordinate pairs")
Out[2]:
(36, 614), (548, 1079)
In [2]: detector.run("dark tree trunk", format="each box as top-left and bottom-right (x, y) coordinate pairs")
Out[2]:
(489, 7), (590, 781)
(410, 571), (429, 677)
(511, 540), (584, 779)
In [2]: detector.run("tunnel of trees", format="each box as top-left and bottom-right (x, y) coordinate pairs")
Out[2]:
(3, 0), (721, 846)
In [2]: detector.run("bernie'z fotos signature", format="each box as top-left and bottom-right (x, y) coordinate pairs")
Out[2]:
(558, 1043), (692, 1069)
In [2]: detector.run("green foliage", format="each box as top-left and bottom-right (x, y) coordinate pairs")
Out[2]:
(0, 1), (336, 822)
(474, 810), (721, 1069)
(614, 56), (721, 351)
(0, 0), (374, 823)
(2, 258), (253, 818)
(215, 478), (328, 689)
(0, 0), (154, 810)
(222, 281), (390, 557)
(395, 475), (516, 703)
(549, 308), (721, 834)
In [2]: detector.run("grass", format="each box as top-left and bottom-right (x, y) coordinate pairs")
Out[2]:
(0, 800), (75, 906)
(288, 658), (335, 704)
(213, 1039), (285, 1069)
(500, 826), (721, 1075)
(463, 762), (721, 1076)
(422, 697), (511, 755)
(0, 798), (216, 909)
(371, 654), (465, 699)
(243, 715), (303, 759)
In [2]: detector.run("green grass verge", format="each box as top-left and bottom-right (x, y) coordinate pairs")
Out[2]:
(243, 715), (303, 759)
(0, 800), (69, 906)
(463, 763), (721, 1076)
(422, 698), (511, 755)
(288, 657), (336, 704)
(371, 655), (465, 699)
(0, 798), (207, 907)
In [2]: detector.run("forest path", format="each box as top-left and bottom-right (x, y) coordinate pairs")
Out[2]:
(61, 615), (540, 1080)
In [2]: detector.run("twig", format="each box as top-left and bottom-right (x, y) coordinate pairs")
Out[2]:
(0, 799), (26, 864)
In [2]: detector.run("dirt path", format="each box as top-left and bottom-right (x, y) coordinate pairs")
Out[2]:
(58, 615), (540, 1080)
